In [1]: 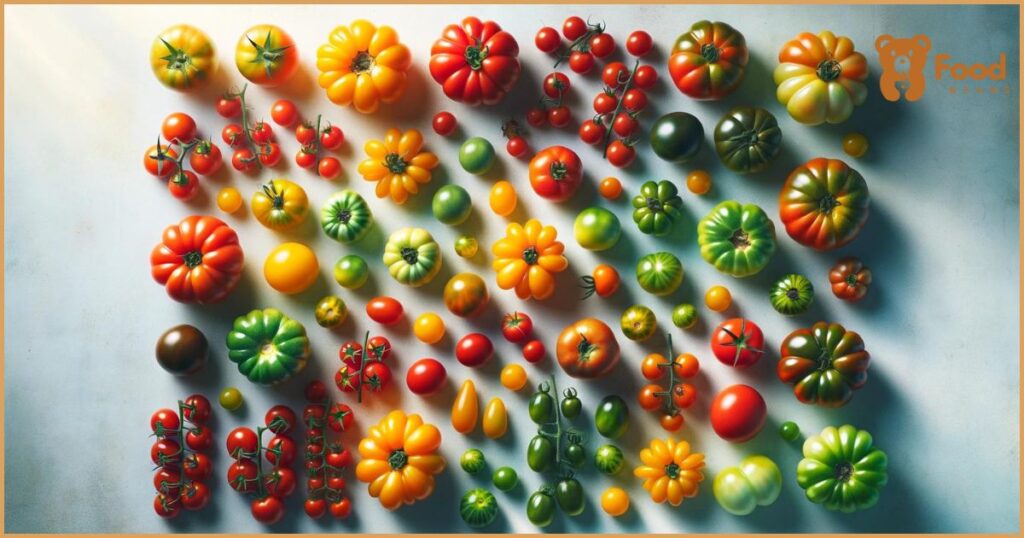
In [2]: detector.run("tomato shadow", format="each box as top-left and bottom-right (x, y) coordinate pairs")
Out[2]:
(391, 466), (459, 532)
(272, 62), (317, 101)
(371, 64), (438, 129)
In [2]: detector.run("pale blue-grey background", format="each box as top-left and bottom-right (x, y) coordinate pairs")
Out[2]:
(4, 4), (1019, 533)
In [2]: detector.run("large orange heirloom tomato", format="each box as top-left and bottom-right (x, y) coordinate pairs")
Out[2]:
(556, 318), (621, 378)
(235, 24), (298, 86)
(150, 24), (216, 91)
(491, 219), (568, 300)
(150, 216), (244, 304)
(316, 20), (412, 114)
(634, 437), (705, 506)
(779, 158), (870, 250)
(429, 17), (521, 106)
(357, 128), (438, 204)
(355, 410), (446, 510)
(774, 31), (869, 125)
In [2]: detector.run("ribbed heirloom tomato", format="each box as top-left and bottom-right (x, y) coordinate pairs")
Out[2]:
(774, 31), (869, 125)
(779, 158), (870, 250)
(150, 216), (244, 304)
(668, 20), (749, 100)
(429, 17), (521, 105)
(316, 20), (412, 113)
(356, 410), (445, 510)
(529, 146), (582, 202)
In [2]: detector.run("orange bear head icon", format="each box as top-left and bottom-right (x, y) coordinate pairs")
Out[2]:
(876, 34), (931, 102)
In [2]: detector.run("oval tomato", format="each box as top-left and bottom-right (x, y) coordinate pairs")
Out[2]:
(236, 24), (298, 86)
(406, 358), (447, 395)
(668, 20), (749, 100)
(711, 318), (764, 368)
(366, 296), (403, 324)
(710, 384), (766, 443)
(779, 158), (870, 250)
(456, 333), (494, 367)
(429, 17), (521, 105)
(529, 146), (582, 202)
(556, 318), (621, 378)
(150, 216), (244, 304)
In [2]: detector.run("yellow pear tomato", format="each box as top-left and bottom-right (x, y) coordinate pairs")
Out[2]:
(634, 437), (705, 506)
(151, 24), (216, 91)
(451, 379), (478, 434)
(491, 219), (568, 300)
(489, 180), (518, 217)
(482, 398), (508, 439)
(316, 20), (412, 114)
(357, 128), (438, 204)
(355, 410), (445, 510)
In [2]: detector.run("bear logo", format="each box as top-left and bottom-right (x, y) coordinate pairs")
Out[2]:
(876, 34), (931, 102)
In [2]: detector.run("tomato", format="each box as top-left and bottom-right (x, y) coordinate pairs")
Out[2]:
(843, 132), (869, 158)
(430, 17), (521, 105)
(602, 62), (629, 86)
(226, 308), (309, 385)
(528, 387), (555, 425)
(334, 364), (359, 392)
(568, 50), (594, 73)
(151, 438), (180, 467)
(687, 170), (712, 194)
(305, 498), (326, 519)
(493, 226), (570, 303)
(711, 318), (764, 368)
(154, 467), (182, 496)
(649, 112), (703, 163)
(672, 383), (698, 409)
(562, 16), (587, 39)
(779, 322), (870, 407)
(543, 72), (571, 99)
(780, 421), (801, 441)
(612, 113), (638, 137)
(257, 143), (282, 167)
(592, 91), (616, 115)
(367, 335), (392, 362)
(151, 24), (216, 91)
(216, 95), (241, 118)
(529, 146), (581, 201)
(526, 107), (546, 127)
(383, 227), (442, 287)
(180, 481), (210, 511)
(456, 333), (494, 367)
(606, 140), (636, 168)
(250, 121), (273, 145)
(669, 21), (749, 100)
(632, 65), (658, 88)
(151, 408), (180, 434)
(775, 31), (869, 125)
(233, 148), (259, 172)
(150, 216), (243, 304)
(620, 305), (657, 342)
(698, 200), (777, 277)
(454, 235), (479, 258)
(265, 405), (296, 434)
(705, 285), (732, 312)
(366, 296), (403, 325)
(443, 272), (490, 317)
(627, 30), (653, 56)
(222, 124), (245, 147)
(269, 99), (298, 126)
(830, 257), (872, 301)
(662, 411), (685, 431)
(185, 425), (212, 451)
(590, 33), (615, 57)
(263, 467), (296, 499)
(219, 387), (243, 410)
(622, 88), (648, 111)
(632, 180), (683, 236)
(459, 136), (496, 175)
(798, 425), (888, 512)
(527, 488), (556, 527)
(190, 140), (222, 176)
(500, 364), (528, 391)
(637, 251), (684, 296)
(325, 402), (355, 432)
(251, 179), (308, 231)
(594, 444), (625, 475)
(227, 459), (258, 493)
(555, 477), (585, 516)
(674, 353), (700, 378)
(313, 156), (339, 180)
(713, 455), (782, 516)
(226, 427), (258, 459)
(413, 313), (445, 344)
(333, 254), (369, 289)
(153, 493), (180, 518)
(432, 185), (473, 225)
(183, 394), (211, 423)
(236, 25), (298, 86)
(581, 263), (620, 299)
(506, 136), (528, 158)
(251, 495), (285, 524)
(144, 143), (178, 177)
(162, 112), (196, 143)
(451, 379), (479, 434)
(338, 341), (363, 367)
(770, 273), (815, 315)
(460, 448), (486, 476)
(574, 207), (622, 251)
(489, 180), (518, 217)
(594, 394), (629, 439)
(320, 125), (344, 150)
(641, 354), (666, 380)
(320, 190), (373, 244)
(555, 318), (620, 378)
(523, 340), (545, 363)
(406, 358), (447, 395)
(779, 158), (870, 250)
(482, 397), (508, 439)
(492, 466), (518, 492)
(162, 171), (198, 202)
(535, 26), (561, 52)
(317, 21), (412, 113)
(637, 383), (663, 411)
(263, 242), (319, 295)
(461, 488), (498, 528)
(714, 107), (782, 175)
(596, 177), (621, 201)
(546, 105), (571, 128)
(710, 384), (767, 443)
(579, 120), (606, 145)
(265, 434), (297, 466)
(600, 486), (630, 517)
(329, 498), (352, 518)
(295, 123), (316, 145)
(501, 311), (533, 342)
(432, 111), (457, 136)
(672, 303), (697, 329)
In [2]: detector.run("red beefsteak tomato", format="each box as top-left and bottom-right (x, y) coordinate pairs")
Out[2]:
(429, 17), (521, 106)
(150, 216), (244, 304)
(529, 146), (582, 202)
(779, 158), (870, 250)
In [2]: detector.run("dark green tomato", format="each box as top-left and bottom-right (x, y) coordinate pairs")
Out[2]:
(769, 273), (814, 315)
(529, 390), (555, 424)
(320, 190), (373, 243)
(492, 466), (518, 491)
(779, 421), (801, 442)
(594, 444), (625, 475)
(631, 180), (683, 236)
(527, 489), (556, 527)
(778, 322), (870, 407)
(155, 324), (208, 375)
(460, 488), (498, 528)
(432, 185), (473, 225)
(564, 443), (586, 469)
(650, 112), (704, 163)
(620, 305), (657, 342)
(225, 308), (310, 385)
(672, 303), (697, 329)
(560, 388), (581, 419)
(636, 251), (684, 296)
(527, 435), (555, 472)
(594, 395), (629, 439)
(714, 107), (782, 174)
(555, 478), (585, 516)
(460, 448), (486, 474)
(697, 200), (776, 277)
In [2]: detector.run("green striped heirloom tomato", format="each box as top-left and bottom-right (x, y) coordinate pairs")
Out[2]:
(797, 425), (887, 512)
(594, 444), (625, 475)
(698, 200), (776, 277)
(460, 489), (498, 528)
(774, 31), (869, 125)
(713, 455), (782, 515)
(632, 180), (683, 236)
(320, 190), (373, 243)
(769, 273), (814, 315)
(714, 107), (782, 174)
(620, 305), (657, 342)
(226, 308), (310, 385)
(636, 252), (683, 296)
(778, 322), (870, 407)
(460, 448), (486, 474)
(668, 21), (749, 100)
(779, 158), (870, 251)
(383, 227), (442, 287)
(314, 296), (348, 328)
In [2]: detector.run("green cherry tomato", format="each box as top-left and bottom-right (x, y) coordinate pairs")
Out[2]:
(454, 235), (479, 258)
(460, 488), (498, 528)
(432, 185), (473, 225)
(333, 254), (369, 289)
(594, 444), (625, 475)
(527, 488), (556, 527)
(621, 305), (657, 342)
(713, 455), (783, 515)
(555, 477), (585, 516)
(797, 425), (888, 513)
(780, 421), (801, 442)
(314, 295), (348, 328)
(573, 207), (622, 251)
(632, 180), (683, 236)
(636, 251), (684, 296)
(528, 386), (555, 424)
(563, 443), (586, 469)
(594, 395), (629, 439)
(527, 435), (555, 472)
(672, 303), (698, 329)
(650, 112), (704, 163)
(492, 466), (518, 491)
(219, 386), (243, 410)
(459, 136), (496, 175)
(560, 387), (582, 419)
(769, 273), (815, 315)
(460, 448), (486, 474)
(697, 200), (776, 277)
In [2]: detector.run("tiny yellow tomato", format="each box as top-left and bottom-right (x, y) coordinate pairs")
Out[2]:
(489, 180), (517, 217)
(686, 170), (712, 195)
(705, 285), (732, 312)
(413, 312), (446, 344)
(500, 364), (528, 391)
(601, 487), (630, 516)
(217, 187), (243, 213)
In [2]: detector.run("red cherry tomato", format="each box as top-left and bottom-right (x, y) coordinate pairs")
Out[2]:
(626, 30), (653, 57)
(162, 112), (197, 143)
(151, 438), (181, 467)
(589, 33), (615, 58)
(329, 498), (352, 518)
(265, 405), (297, 433)
(295, 123), (316, 145)
(305, 498), (327, 519)
(154, 467), (182, 496)
(263, 467), (296, 498)
(180, 481), (210, 511)
(226, 426), (259, 459)
(265, 434), (296, 466)
(326, 402), (355, 431)
(593, 92), (617, 114)
(295, 146), (317, 169)
(320, 125), (344, 150)
(216, 95), (242, 118)
(547, 105), (571, 128)
(366, 335), (391, 362)
(543, 72), (571, 98)
(710, 384), (767, 443)
(632, 65), (658, 89)
(270, 99), (298, 127)
(168, 171), (199, 201)
(602, 62), (630, 87)
(612, 113), (638, 137)
(183, 452), (212, 480)
(222, 123), (246, 147)
(606, 140), (636, 168)
(257, 142), (282, 167)
(432, 111), (457, 136)
(185, 425), (213, 451)
(660, 413), (685, 432)
(251, 121), (273, 144)
(251, 495), (285, 524)
(710, 318), (765, 369)
(523, 339), (546, 363)
(326, 447), (352, 468)
(361, 361), (392, 392)
(154, 493), (180, 518)
(562, 16), (587, 40)
(406, 358), (447, 395)
(535, 26), (561, 53)
(568, 50), (595, 74)
(506, 136), (529, 158)
(672, 383), (698, 409)
(318, 156), (341, 180)
(455, 333), (494, 367)
(526, 107), (547, 127)
(189, 140), (222, 176)
(151, 408), (180, 434)
(227, 459), (259, 492)
(232, 148), (258, 172)
(622, 88), (648, 112)
(334, 364), (360, 393)
(578, 120), (606, 145)
(366, 296), (403, 325)
(501, 311), (534, 343)
(305, 380), (328, 402)
(144, 143), (178, 177)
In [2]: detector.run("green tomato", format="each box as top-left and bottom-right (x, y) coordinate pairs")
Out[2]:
(459, 136), (496, 175)
(219, 386), (243, 410)
(382, 227), (442, 287)
(594, 395), (629, 439)
(432, 185), (473, 225)
(528, 388), (555, 424)
(492, 466), (518, 491)
(563, 443), (585, 469)
(333, 255), (369, 289)
(632, 180), (683, 236)
(527, 435), (555, 472)
(573, 207), (622, 251)
(454, 235), (479, 258)
(636, 251), (684, 296)
(672, 303), (697, 329)
(560, 387), (581, 419)
(555, 477), (585, 516)
(697, 200), (776, 277)
(650, 112), (704, 163)
(594, 444), (624, 475)
(714, 107), (782, 174)
(460, 448), (486, 475)
(620, 305), (657, 342)
(460, 488), (498, 528)
(769, 273), (814, 315)
(314, 295), (347, 328)
(780, 421), (801, 442)
(320, 190), (373, 243)
(713, 455), (782, 515)
(797, 425), (888, 512)
(225, 308), (310, 385)
(527, 488), (556, 527)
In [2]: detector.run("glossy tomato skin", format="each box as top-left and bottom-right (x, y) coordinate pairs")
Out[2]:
(556, 318), (621, 378)
(529, 146), (582, 202)
(406, 358), (447, 395)
(627, 30), (653, 56)
(251, 495), (285, 524)
(829, 257), (872, 301)
(775, 31), (869, 125)
(501, 311), (533, 343)
(162, 112), (197, 143)
(151, 24), (216, 91)
(650, 112), (704, 163)
(366, 296), (403, 324)
(456, 333), (494, 367)
(190, 140), (222, 176)
(270, 99), (298, 126)
(711, 318), (765, 368)
(668, 20), (749, 99)
(779, 158), (870, 250)
(443, 273), (490, 318)
(429, 17), (521, 105)
(150, 216), (244, 304)
(698, 201), (776, 277)
(432, 111), (457, 136)
(778, 322), (870, 407)
(714, 107), (782, 174)
(535, 26), (561, 52)
(710, 384), (766, 443)
(235, 25), (298, 86)
(166, 170), (198, 200)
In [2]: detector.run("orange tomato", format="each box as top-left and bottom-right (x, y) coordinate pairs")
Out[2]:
(555, 318), (621, 378)
(235, 25), (299, 86)
(264, 243), (319, 294)
(641, 353), (667, 380)
(357, 128), (438, 204)
(601, 487), (630, 516)
(316, 20), (411, 113)
(355, 410), (445, 510)
(489, 180), (518, 217)
(599, 176), (623, 200)
(581, 264), (620, 299)
(638, 384), (664, 411)
(634, 438), (705, 506)
(217, 187), (243, 213)
(660, 412), (685, 432)
(705, 285), (732, 312)
(450, 379), (478, 434)
(413, 313), (445, 344)
(492, 219), (568, 300)
(672, 383), (697, 409)
(686, 170), (712, 195)
(500, 364), (528, 391)
(673, 353), (700, 378)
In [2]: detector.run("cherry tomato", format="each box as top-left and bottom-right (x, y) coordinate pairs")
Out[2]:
(599, 176), (622, 199)
(231, 148), (257, 172)
(660, 412), (685, 432)
(334, 364), (360, 393)
(144, 143), (178, 177)
(626, 30), (653, 57)
(523, 340), (545, 363)
(320, 125), (344, 150)
(535, 26), (561, 52)
(543, 72), (571, 98)
(265, 434), (297, 465)
(222, 123), (245, 147)
(672, 382), (698, 409)
(154, 493), (180, 518)
(154, 467), (182, 496)
(673, 353), (700, 378)
(686, 170), (712, 195)
(507, 136), (529, 158)
(265, 405), (297, 433)
(526, 107), (547, 127)
(843, 132), (869, 158)
(189, 140), (222, 176)
(251, 121), (273, 144)
(578, 119), (606, 145)
(270, 99), (298, 127)
(318, 156), (341, 180)
(361, 361), (392, 392)
(339, 341), (363, 368)
(168, 171), (199, 201)
(500, 363), (528, 391)
(568, 50), (595, 74)
(295, 123), (316, 145)
(641, 353), (666, 380)
(257, 142), (282, 167)
(406, 357), (447, 395)
(303, 382), (327, 405)
(456, 333), (494, 367)
(711, 318), (764, 368)
(220, 387), (244, 410)
(151, 408), (180, 434)
(366, 335), (392, 362)
(185, 425), (213, 451)
(326, 447), (352, 468)
(264, 467), (297, 498)
(501, 311), (533, 343)
(433, 112), (457, 136)
(413, 312), (446, 344)
(227, 459), (259, 492)
(705, 285), (732, 312)
(303, 404), (325, 427)
(217, 187), (243, 213)
(632, 65), (658, 89)
(589, 33), (615, 58)
(366, 296), (403, 325)
(593, 92), (617, 114)
(602, 62), (629, 87)
(622, 89), (647, 112)
(562, 16), (587, 40)
(638, 384), (664, 411)
(612, 113), (638, 137)
(547, 105), (571, 128)
(251, 496), (285, 524)
(216, 95), (242, 118)
(226, 427), (258, 459)
(180, 481), (210, 511)
(182, 452), (211, 481)
(584, 264), (620, 298)
(329, 498), (352, 518)
(295, 146), (317, 169)
(151, 438), (181, 467)
(489, 180), (518, 217)
(606, 140), (636, 168)
(162, 112), (197, 143)
(710, 384), (767, 443)
(305, 498), (327, 519)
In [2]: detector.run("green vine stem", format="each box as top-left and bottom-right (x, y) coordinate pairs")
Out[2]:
(227, 83), (262, 170)
(653, 334), (682, 416)
(553, 19), (605, 68)
(599, 59), (641, 158)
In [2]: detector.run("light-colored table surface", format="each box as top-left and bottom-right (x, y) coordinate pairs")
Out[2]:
(4, 4), (1020, 533)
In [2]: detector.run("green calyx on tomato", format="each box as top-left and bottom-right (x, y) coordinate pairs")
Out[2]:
(636, 252), (684, 296)
(574, 207), (621, 251)
(769, 273), (814, 315)
(797, 425), (887, 512)
(225, 308), (310, 385)
(698, 200), (776, 277)
(321, 190), (373, 243)
(632, 180), (683, 236)
(714, 107), (782, 174)
(780, 158), (870, 250)
(668, 20), (749, 100)
(649, 112), (704, 163)
(383, 227), (442, 287)
(460, 488), (498, 528)
(432, 185), (473, 225)
(620, 305), (657, 341)
(778, 322), (870, 407)
(713, 455), (782, 515)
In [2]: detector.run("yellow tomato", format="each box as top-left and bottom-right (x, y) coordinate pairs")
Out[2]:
(634, 437), (705, 506)
(500, 364), (528, 391)
(413, 313), (445, 344)
(357, 128), (438, 204)
(489, 180), (518, 216)
(482, 398), (508, 439)
(217, 187), (243, 213)
(235, 25), (299, 86)
(601, 487), (630, 516)
(492, 219), (568, 300)
(355, 410), (445, 510)
(843, 132), (869, 158)
(252, 179), (308, 231)
(264, 242), (319, 294)
(316, 20), (412, 114)
(151, 24), (216, 91)
(451, 379), (478, 434)
(686, 170), (712, 195)
(705, 285), (732, 312)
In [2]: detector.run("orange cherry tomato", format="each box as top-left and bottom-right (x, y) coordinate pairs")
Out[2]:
(638, 384), (664, 411)
(705, 285), (732, 312)
(686, 170), (712, 195)
(640, 353), (667, 380)
(581, 264), (620, 299)
(660, 412), (685, 432)
(217, 187), (243, 213)
(599, 176), (623, 200)
(673, 353), (700, 378)
(672, 383), (697, 409)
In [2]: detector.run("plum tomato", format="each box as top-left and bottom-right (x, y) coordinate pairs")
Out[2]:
(366, 296), (403, 325)
(406, 357), (447, 395)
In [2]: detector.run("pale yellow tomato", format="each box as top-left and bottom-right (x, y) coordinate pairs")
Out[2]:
(413, 312), (446, 344)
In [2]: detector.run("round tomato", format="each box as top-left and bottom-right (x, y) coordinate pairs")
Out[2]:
(529, 146), (582, 202)
(150, 216), (243, 304)
(167, 171), (199, 201)
(443, 273), (489, 317)
(151, 24), (216, 91)
(843, 132), (869, 158)
(432, 185), (473, 225)
(574, 207), (622, 251)
(556, 318), (620, 378)
(456, 333), (494, 367)
(668, 20), (749, 99)
(489, 180), (518, 216)
(406, 358), (447, 395)
(226, 308), (309, 385)
(775, 31), (868, 125)
(636, 251), (684, 296)
(251, 496), (285, 524)
(144, 143), (178, 177)
(770, 273), (815, 315)
(252, 179), (308, 231)
(366, 296), (403, 325)
(155, 324), (208, 376)
(780, 158), (870, 250)
(219, 387), (243, 410)
(671, 303), (697, 329)
(151, 408), (180, 434)
(697, 200), (776, 277)
(599, 176), (622, 200)
(632, 180), (683, 237)
(523, 340), (545, 363)
(190, 140), (222, 176)
(601, 487), (630, 517)
(705, 285), (732, 312)
(270, 99), (298, 126)
(627, 30), (653, 56)
(226, 427), (258, 459)
(829, 257), (872, 301)
(429, 17), (521, 105)
(459, 137), (496, 175)
(714, 106), (782, 174)
(383, 227), (442, 287)
(433, 111), (457, 136)
(263, 242), (319, 295)
(413, 312), (446, 344)
(710, 384), (767, 443)
(500, 364), (528, 391)
(162, 112), (196, 143)
(581, 264), (620, 299)
(333, 255), (369, 290)
(320, 190), (374, 244)
(235, 24), (298, 86)
(620, 305), (657, 341)
(711, 318), (764, 368)
(501, 311), (533, 343)
(649, 112), (703, 163)
(606, 140), (636, 168)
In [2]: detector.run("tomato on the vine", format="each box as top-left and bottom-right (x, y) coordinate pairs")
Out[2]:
(180, 481), (210, 511)
(295, 123), (316, 144)
(182, 452), (212, 481)
(263, 467), (296, 498)
(627, 30), (653, 57)
(501, 311), (533, 343)
(227, 459), (258, 492)
(144, 144), (178, 177)
(579, 120), (606, 145)
(362, 361), (392, 392)
(612, 113), (638, 137)
(305, 380), (327, 403)
(568, 50), (594, 73)
(562, 16), (587, 40)
(265, 405), (297, 433)
(222, 124), (245, 147)
(216, 95), (242, 118)
(162, 112), (197, 143)
(151, 438), (181, 466)
(334, 364), (360, 392)
(543, 72), (570, 98)
(189, 140), (222, 176)
(641, 354), (666, 380)
(168, 171), (199, 201)
(154, 467), (182, 496)
(305, 498), (327, 519)
(329, 498), (352, 518)
(257, 143), (282, 167)
(633, 65), (658, 89)
(589, 33), (615, 58)
(226, 426), (258, 459)
(295, 146), (317, 169)
(265, 434), (297, 465)
(660, 412), (685, 432)
(318, 157), (341, 180)
(151, 408), (180, 433)
(638, 384), (664, 411)
(523, 340), (545, 363)
(547, 105), (571, 128)
(366, 335), (392, 362)
(672, 383), (698, 408)
(526, 107), (546, 127)
(339, 341), (363, 368)
(231, 148), (257, 172)
(535, 26), (561, 52)
(185, 425), (213, 451)
(320, 125), (344, 150)
(674, 353), (700, 378)
(602, 62), (629, 87)
(270, 99), (298, 127)
(251, 496), (285, 524)
(622, 89), (647, 111)
(251, 121), (273, 144)
(594, 92), (617, 114)
(433, 112), (457, 136)
(606, 140), (636, 168)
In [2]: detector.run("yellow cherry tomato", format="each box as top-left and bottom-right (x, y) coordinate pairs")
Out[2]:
(482, 398), (508, 439)
(413, 313), (446, 344)
(151, 24), (216, 91)
(217, 187), (243, 213)
(601, 487), (630, 517)
(500, 364), (528, 391)
(843, 132), (869, 158)
(451, 379), (478, 434)
(454, 235), (479, 258)
(705, 285), (732, 312)
(686, 170), (712, 195)
(264, 242), (319, 294)
(599, 177), (623, 200)
(316, 20), (412, 114)
(489, 180), (518, 217)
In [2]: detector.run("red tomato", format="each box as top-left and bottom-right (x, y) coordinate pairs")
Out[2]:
(216, 95), (242, 118)
(270, 99), (298, 126)
(265, 405), (297, 433)
(710, 318), (764, 368)
(429, 17), (521, 105)
(456, 333), (494, 367)
(535, 26), (561, 52)
(304, 380), (327, 403)
(523, 339), (545, 363)
(303, 405), (325, 431)
(547, 105), (571, 128)
(265, 434), (296, 466)
(144, 143), (178, 177)
(622, 89), (647, 112)
(295, 146), (317, 169)
(406, 358), (447, 395)
(710, 384), (767, 443)
(150, 215), (244, 304)
(251, 496), (285, 524)
(593, 92), (617, 114)
(602, 62), (630, 87)
(366, 296), (403, 324)
(606, 140), (636, 168)
(264, 467), (296, 498)
(305, 498), (327, 519)
(167, 171), (199, 201)
(526, 107), (547, 127)
(151, 408), (180, 434)
(529, 145), (582, 202)
(189, 140), (222, 176)
(543, 72), (571, 98)
(660, 412), (685, 432)
(501, 311), (534, 343)
(251, 121), (273, 144)
(338, 341), (363, 368)
(227, 459), (259, 492)
(226, 427), (259, 459)
(162, 112), (197, 143)
(589, 33), (615, 58)
(326, 403), (355, 432)
(637, 384), (664, 411)
(562, 16), (587, 40)
(318, 156), (341, 180)
(506, 136), (529, 158)
(672, 383), (698, 409)
(320, 125), (344, 150)
(154, 468), (182, 498)
(151, 438), (181, 467)
(632, 65), (658, 89)
(232, 148), (258, 172)
(626, 30), (653, 57)
(326, 447), (352, 468)
(366, 335), (391, 362)
(578, 120), (606, 145)
(180, 481), (210, 511)
(568, 50), (594, 74)
(154, 493), (180, 518)
(257, 142), (282, 167)
(185, 425), (213, 451)
(432, 111), (457, 136)
(362, 362), (392, 392)
(183, 452), (212, 481)
(330, 498), (352, 518)
(222, 123), (246, 147)
(334, 364), (360, 392)
(295, 123), (317, 145)
(612, 113), (638, 137)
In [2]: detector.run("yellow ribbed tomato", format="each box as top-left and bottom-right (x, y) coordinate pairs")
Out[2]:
(491, 219), (568, 300)
(774, 31), (869, 125)
(251, 179), (308, 231)
(150, 24), (216, 91)
(633, 437), (705, 506)
(357, 128), (439, 204)
(356, 410), (445, 510)
(316, 20), (412, 114)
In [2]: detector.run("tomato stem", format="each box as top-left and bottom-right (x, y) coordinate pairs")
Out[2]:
(599, 59), (641, 158)
(464, 43), (489, 70)
(384, 153), (408, 173)
(522, 246), (539, 265)
(834, 461), (853, 482)
(351, 51), (375, 74)
(700, 43), (720, 63)
(388, 449), (408, 470)
(818, 194), (839, 214)
(230, 84), (263, 170)
(816, 58), (842, 82)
